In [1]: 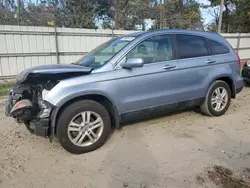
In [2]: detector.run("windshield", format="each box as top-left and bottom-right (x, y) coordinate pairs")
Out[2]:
(74, 36), (135, 68)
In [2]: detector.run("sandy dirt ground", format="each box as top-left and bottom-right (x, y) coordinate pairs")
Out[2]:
(0, 87), (250, 188)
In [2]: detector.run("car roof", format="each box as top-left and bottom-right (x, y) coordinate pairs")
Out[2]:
(127, 29), (226, 44)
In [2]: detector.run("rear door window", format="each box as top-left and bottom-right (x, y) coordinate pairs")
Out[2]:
(176, 34), (209, 59)
(205, 38), (230, 55)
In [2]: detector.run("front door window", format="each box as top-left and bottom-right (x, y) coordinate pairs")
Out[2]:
(126, 35), (174, 64)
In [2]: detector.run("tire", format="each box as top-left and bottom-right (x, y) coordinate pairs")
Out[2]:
(57, 100), (111, 154)
(200, 80), (231, 117)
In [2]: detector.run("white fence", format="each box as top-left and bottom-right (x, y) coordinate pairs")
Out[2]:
(0, 25), (134, 77)
(0, 25), (249, 78)
(223, 33), (250, 61)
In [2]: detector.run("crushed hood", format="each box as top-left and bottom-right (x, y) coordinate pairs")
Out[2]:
(16, 64), (93, 84)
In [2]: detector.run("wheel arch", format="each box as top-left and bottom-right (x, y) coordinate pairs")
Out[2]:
(207, 75), (235, 99)
(50, 92), (120, 139)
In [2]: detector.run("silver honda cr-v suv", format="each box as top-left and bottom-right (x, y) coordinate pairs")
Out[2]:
(6, 29), (243, 154)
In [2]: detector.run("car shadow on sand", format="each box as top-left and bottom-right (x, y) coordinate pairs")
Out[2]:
(119, 107), (201, 129)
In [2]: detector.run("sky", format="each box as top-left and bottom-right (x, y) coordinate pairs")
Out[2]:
(198, 0), (216, 25)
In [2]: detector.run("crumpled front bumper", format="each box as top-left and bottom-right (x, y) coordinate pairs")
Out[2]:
(30, 118), (50, 137)
(5, 90), (52, 138)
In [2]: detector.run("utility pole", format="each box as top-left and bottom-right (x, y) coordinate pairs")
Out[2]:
(218, 0), (224, 33)
(159, 0), (164, 29)
(114, 5), (119, 30)
(163, 0), (167, 28)
(54, 0), (59, 64)
(17, 0), (20, 25)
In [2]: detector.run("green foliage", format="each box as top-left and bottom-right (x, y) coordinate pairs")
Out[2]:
(207, 0), (250, 33)
(0, 82), (14, 96)
(157, 0), (203, 30)
(0, 0), (203, 30)
(0, 0), (17, 25)
(64, 0), (97, 28)
(231, 0), (250, 32)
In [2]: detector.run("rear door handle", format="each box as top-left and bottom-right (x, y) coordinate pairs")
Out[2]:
(206, 59), (216, 64)
(163, 65), (176, 70)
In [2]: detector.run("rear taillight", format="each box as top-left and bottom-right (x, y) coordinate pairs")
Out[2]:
(235, 51), (241, 68)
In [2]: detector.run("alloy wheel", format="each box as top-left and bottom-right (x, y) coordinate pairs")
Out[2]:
(67, 111), (104, 147)
(211, 87), (228, 112)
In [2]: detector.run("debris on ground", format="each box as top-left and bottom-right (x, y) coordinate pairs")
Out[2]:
(196, 175), (205, 184)
(243, 168), (250, 179)
(221, 150), (234, 158)
(240, 152), (250, 159)
(123, 182), (128, 187)
(197, 165), (250, 188)
(140, 183), (147, 188)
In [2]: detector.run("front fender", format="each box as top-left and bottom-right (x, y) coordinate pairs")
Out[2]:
(45, 81), (120, 140)
(56, 90), (117, 108)
(44, 80), (118, 107)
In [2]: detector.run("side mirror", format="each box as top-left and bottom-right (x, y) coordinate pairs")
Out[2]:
(121, 57), (144, 69)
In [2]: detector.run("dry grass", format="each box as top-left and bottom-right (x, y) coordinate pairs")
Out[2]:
(0, 82), (14, 96)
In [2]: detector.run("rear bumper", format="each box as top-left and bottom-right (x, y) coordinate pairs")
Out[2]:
(234, 75), (244, 95)
(236, 85), (243, 94)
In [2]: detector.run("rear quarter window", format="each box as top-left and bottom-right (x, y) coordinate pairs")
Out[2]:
(205, 38), (230, 55)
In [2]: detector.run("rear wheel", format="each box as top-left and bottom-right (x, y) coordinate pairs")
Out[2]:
(57, 100), (111, 154)
(200, 80), (231, 116)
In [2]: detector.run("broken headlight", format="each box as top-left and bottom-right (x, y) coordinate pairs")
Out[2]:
(38, 100), (53, 119)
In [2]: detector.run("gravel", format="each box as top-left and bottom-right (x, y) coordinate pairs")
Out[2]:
(0, 87), (250, 188)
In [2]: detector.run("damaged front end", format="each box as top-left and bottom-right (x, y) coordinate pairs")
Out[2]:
(5, 83), (54, 137)
(5, 64), (92, 138)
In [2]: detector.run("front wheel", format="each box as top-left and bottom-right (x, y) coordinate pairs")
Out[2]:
(57, 100), (111, 154)
(200, 80), (231, 116)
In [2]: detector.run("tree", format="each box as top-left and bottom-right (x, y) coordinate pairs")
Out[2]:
(0, 0), (17, 25)
(208, 0), (250, 33)
(155, 0), (203, 30)
(206, 7), (220, 32)
(63, 0), (97, 28)
(106, 0), (158, 30)
(231, 0), (250, 32)
(0, 0), (203, 30)
(183, 0), (203, 30)
(208, 0), (235, 32)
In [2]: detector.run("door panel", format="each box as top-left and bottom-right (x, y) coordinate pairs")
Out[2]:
(113, 60), (179, 113)
(175, 34), (211, 102)
(177, 57), (213, 102)
(176, 34), (233, 103)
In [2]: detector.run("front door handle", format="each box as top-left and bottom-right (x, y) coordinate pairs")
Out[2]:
(206, 59), (216, 64)
(163, 65), (176, 70)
